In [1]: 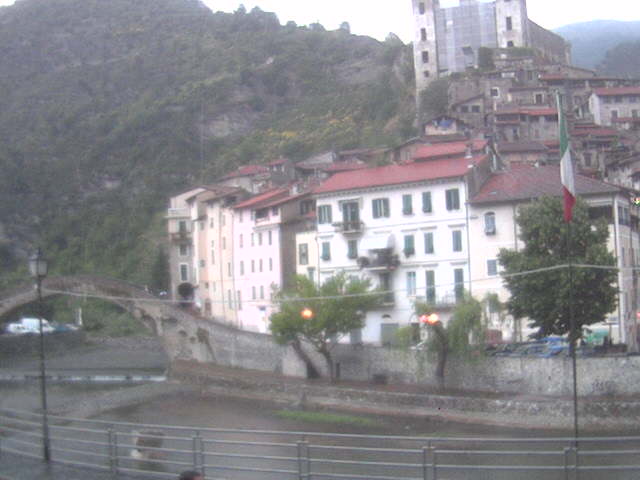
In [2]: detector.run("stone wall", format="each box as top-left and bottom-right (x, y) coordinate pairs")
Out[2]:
(330, 344), (640, 397)
(0, 331), (86, 359)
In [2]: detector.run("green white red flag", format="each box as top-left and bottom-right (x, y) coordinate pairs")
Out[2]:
(557, 92), (575, 222)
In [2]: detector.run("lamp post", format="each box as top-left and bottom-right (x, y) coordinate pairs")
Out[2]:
(29, 248), (50, 462)
(420, 313), (448, 390)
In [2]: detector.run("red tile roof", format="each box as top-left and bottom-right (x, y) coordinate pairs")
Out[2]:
(571, 127), (619, 137)
(472, 164), (618, 205)
(267, 157), (289, 166)
(524, 108), (557, 116)
(412, 140), (487, 161)
(324, 161), (369, 173)
(233, 187), (289, 210)
(314, 155), (487, 195)
(593, 87), (640, 96)
(497, 141), (548, 153)
(220, 164), (269, 180)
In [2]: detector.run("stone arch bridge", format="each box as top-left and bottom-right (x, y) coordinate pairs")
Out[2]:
(0, 275), (303, 377)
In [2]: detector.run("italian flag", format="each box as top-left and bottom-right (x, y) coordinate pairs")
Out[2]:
(558, 92), (575, 222)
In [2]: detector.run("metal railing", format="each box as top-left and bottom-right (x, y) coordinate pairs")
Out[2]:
(2, 407), (640, 479)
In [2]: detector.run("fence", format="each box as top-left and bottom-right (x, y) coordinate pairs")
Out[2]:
(1, 407), (640, 479)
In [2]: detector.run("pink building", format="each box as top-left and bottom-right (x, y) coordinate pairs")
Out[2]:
(232, 186), (313, 333)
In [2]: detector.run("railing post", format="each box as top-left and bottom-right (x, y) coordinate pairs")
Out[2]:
(110, 429), (119, 474)
(563, 447), (571, 480)
(297, 440), (309, 480)
(192, 431), (201, 470)
(430, 446), (437, 480)
(422, 444), (429, 480)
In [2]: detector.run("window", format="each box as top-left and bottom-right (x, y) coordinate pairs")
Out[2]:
(221, 215), (226, 226)
(423, 71), (430, 78)
(307, 267), (316, 281)
(611, 110), (618, 120)
(484, 212), (496, 235)
(372, 198), (390, 218)
(487, 259), (498, 276)
(321, 242), (331, 261)
(199, 259), (205, 268)
(211, 249), (215, 264)
(445, 189), (460, 210)
(258, 232), (263, 246)
(228, 262), (232, 276)
(299, 244), (309, 265)
(259, 259), (263, 272)
(584, 152), (592, 167)
(260, 286), (264, 299)
(426, 270), (436, 304)
(269, 258), (273, 271)
(300, 200), (314, 215)
(418, 2), (425, 14)
(318, 205), (333, 224)
(461, 105), (469, 113)
(422, 192), (432, 213)
(507, 40), (514, 47)
(252, 286), (256, 300)
(422, 51), (429, 64)
(272, 206), (279, 215)
(403, 234), (415, 256)
(199, 221), (204, 231)
(347, 240), (358, 259)
(420, 28), (427, 41)
(179, 264), (188, 282)
(222, 237), (226, 249)
(255, 208), (268, 220)
(402, 194), (413, 215)
(424, 232), (434, 254)
(251, 260), (255, 272)
(251, 233), (255, 246)
(238, 211), (243, 223)
(406, 272), (417, 296)
(342, 202), (360, 226)
(240, 261), (244, 275)
(268, 230), (272, 245)
(228, 290), (233, 309)
(490, 87), (500, 98)
(237, 291), (242, 310)
(454, 268), (464, 302)
(633, 110), (639, 118)
(452, 230), (462, 252)
(239, 234), (243, 248)
(178, 220), (187, 233)
(209, 217), (214, 228)
(506, 16), (512, 31)
(471, 105), (480, 113)
(179, 244), (189, 256)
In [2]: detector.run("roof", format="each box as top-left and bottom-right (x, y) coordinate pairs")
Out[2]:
(613, 117), (640, 123)
(220, 164), (269, 180)
(497, 141), (549, 153)
(593, 87), (640, 97)
(259, 192), (310, 209)
(571, 127), (619, 137)
(324, 161), (369, 173)
(233, 187), (289, 210)
(185, 185), (243, 203)
(412, 140), (487, 162)
(451, 94), (484, 107)
(314, 154), (487, 195)
(267, 157), (289, 166)
(495, 107), (557, 117)
(471, 164), (619, 205)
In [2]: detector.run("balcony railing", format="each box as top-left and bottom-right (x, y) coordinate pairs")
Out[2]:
(333, 221), (364, 234)
(357, 254), (400, 271)
(166, 208), (190, 219)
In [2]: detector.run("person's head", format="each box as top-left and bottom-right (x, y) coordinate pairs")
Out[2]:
(179, 471), (203, 480)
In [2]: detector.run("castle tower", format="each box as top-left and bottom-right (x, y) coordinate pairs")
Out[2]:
(494, 0), (530, 49)
(412, 0), (440, 94)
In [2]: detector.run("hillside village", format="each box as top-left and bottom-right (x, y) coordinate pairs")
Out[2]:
(167, 0), (640, 348)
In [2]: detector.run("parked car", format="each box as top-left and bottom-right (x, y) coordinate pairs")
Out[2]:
(6, 317), (54, 335)
(50, 321), (79, 333)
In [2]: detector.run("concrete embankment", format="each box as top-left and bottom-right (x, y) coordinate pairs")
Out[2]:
(171, 360), (640, 432)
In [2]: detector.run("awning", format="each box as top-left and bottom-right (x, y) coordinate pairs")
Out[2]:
(361, 234), (395, 251)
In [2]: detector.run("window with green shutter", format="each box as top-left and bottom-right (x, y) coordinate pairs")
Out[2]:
(452, 230), (462, 252)
(426, 270), (436, 304)
(422, 192), (432, 213)
(318, 205), (332, 224)
(445, 188), (460, 210)
(321, 242), (331, 261)
(347, 240), (358, 259)
(424, 232), (434, 254)
(372, 198), (390, 218)
(454, 268), (464, 301)
(403, 234), (415, 256)
(402, 194), (413, 215)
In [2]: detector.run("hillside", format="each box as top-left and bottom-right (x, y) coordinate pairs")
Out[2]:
(0, 0), (415, 287)
(597, 41), (640, 78)
(555, 20), (640, 70)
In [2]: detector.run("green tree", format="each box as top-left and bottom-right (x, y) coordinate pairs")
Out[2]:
(419, 77), (450, 121)
(149, 246), (170, 293)
(498, 197), (617, 340)
(270, 274), (382, 381)
(415, 295), (483, 389)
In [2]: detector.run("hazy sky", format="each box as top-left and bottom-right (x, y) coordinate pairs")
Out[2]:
(1, 0), (639, 42)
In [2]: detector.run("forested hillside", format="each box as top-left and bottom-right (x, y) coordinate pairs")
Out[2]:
(597, 41), (640, 78)
(0, 0), (415, 287)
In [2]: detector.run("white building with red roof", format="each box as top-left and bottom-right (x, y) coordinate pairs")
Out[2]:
(589, 87), (640, 127)
(469, 164), (639, 344)
(312, 144), (495, 345)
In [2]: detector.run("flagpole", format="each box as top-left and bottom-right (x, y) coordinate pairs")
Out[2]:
(568, 220), (579, 447)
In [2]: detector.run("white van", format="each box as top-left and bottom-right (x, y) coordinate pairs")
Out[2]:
(6, 317), (54, 335)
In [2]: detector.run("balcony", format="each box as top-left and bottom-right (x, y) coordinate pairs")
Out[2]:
(333, 221), (364, 235)
(166, 208), (190, 219)
(357, 253), (400, 272)
(169, 230), (191, 242)
(381, 292), (395, 307)
(416, 292), (462, 309)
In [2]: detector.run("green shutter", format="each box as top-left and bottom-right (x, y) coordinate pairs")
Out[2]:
(425, 232), (434, 253)
(426, 271), (436, 304)
(422, 192), (432, 213)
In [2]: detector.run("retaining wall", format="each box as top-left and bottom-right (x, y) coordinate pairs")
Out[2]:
(0, 331), (86, 359)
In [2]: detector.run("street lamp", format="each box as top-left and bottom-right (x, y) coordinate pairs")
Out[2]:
(28, 248), (50, 462)
(300, 308), (314, 320)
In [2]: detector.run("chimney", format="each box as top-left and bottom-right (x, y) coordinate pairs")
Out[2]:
(465, 140), (473, 159)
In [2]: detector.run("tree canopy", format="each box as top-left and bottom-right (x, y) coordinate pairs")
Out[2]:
(270, 274), (382, 379)
(498, 197), (617, 339)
